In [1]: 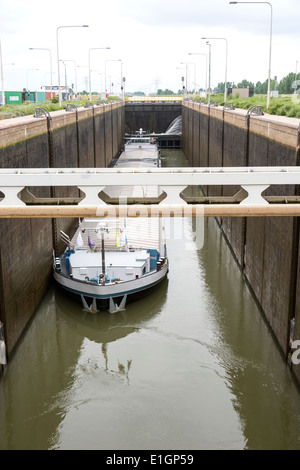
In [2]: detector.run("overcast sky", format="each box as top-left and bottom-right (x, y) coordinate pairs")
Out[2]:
(1, 0), (299, 95)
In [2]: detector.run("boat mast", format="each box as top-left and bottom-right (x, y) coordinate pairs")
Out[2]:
(101, 230), (105, 285)
(98, 222), (108, 285)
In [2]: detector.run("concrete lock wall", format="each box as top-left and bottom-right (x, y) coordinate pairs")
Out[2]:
(125, 102), (182, 134)
(182, 100), (300, 385)
(0, 101), (125, 363)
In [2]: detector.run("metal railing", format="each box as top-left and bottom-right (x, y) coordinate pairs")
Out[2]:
(0, 166), (299, 217)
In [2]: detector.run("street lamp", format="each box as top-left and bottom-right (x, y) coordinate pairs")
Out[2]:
(181, 62), (196, 95)
(56, 25), (89, 106)
(229, 1), (273, 108)
(180, 62), (191, 97)
(0, 39), (4, 106)
(0, 40), (14, 106)
(188, 52), (208, 99)
(201, 37), (228, 101)
(26, 68), (39, 93)
(29, 48), (53, 99)
(104, 59), (122, 98)
(205, 42), (212, 105)
(176, 66), (185, 92)
(88, 47), (110, 101)
(60, 59), (77, 99)
(120, 61), (123, 98)
(76, 65), (88, 96)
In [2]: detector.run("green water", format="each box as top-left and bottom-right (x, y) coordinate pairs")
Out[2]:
(0, 150), (300, 450)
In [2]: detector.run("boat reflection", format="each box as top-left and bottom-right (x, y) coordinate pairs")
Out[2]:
(54, 277), (169, 345)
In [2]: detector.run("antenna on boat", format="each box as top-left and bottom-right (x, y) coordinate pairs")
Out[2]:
(60, 230), (73, 250)
(98, 222), (108, 285)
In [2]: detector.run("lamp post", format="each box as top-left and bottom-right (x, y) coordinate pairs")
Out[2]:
(176, 66), (185, 95)
(0, 39), (4, 106)
(181, 62), (196, 95)
(76, 65), (88, 97)
(229, 1), (272, 108)
(180, 62), (190, 97)
(120, 61), (123, 98)
(188, 52), (208, 99)
(88, 47), (110, 101)
(29, 48), (53, 99)
(206, 42), (212, 105)
(60, 59), (77, 99)
(0, 41), (14, 106)
(201, 37), (228, 101)
(26, 68), (39, 95)
(56, 25), (89, 106)
(295, 60), (298, 95)
(104, 59), (122, 98)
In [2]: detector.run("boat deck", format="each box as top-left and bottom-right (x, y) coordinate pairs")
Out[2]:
(103, 137), (162, 200)
(70, 217), (162, 252)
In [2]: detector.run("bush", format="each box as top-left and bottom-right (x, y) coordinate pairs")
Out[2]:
(287, 108), (297, 117)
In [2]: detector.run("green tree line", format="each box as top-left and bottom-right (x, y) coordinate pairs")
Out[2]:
(216, 72), (300, 94)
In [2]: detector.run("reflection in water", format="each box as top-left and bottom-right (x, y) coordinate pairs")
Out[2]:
(0, 150), (300, 450)
(54, 278), (168, 345)
(197, 218), (300, 450)
(53, 279), (168, 388)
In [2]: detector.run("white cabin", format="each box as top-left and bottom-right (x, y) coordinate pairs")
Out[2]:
(69, 249), (150, 283)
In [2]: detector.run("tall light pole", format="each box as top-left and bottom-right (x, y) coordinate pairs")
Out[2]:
(188, 52), (208, 99)
(0, 40), (14, 106)
(181, 62), (196, 94)
(201, 37), (228, 101)
(26, 68), (39, 92)
(295, 60), (298, 95)
(76, 65), (88, 97)
(0, 41), (14, 106)
(88, 47), (110, 101)
(180, 62), (189, 97)
(29, 48), (53, 99)
(56, 25), (89, 106)
(206, 42), (212, 105)
(60, 59), (77, 98)
(120, 61), (123, 97)
(176, 66), (185, 95)
(104, 59), (121, 98)
(0, 39), (4, 106)
(229, 1), (273, 108)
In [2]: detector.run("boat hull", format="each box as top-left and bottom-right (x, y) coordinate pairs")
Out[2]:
(53, 262), (168, 311)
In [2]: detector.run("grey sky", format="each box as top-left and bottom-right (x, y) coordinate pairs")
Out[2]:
(1, 0), (299, 94)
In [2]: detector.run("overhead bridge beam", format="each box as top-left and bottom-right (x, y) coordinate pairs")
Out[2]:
(0, 166), (299, 217)
(0, 204), (300, 218)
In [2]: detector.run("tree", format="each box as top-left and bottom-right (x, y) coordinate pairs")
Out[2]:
(237, 79), (254, 89)
(255, 80), (268, 94)
(157, 89), (174, 95)
(216, 82), (225, 93)
(278, 72), (300, 94)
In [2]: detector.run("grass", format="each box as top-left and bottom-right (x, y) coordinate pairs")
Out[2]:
(193, 93), (300, 118)
(1, 94), (300, 120)
(0, 96), (121, 120)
